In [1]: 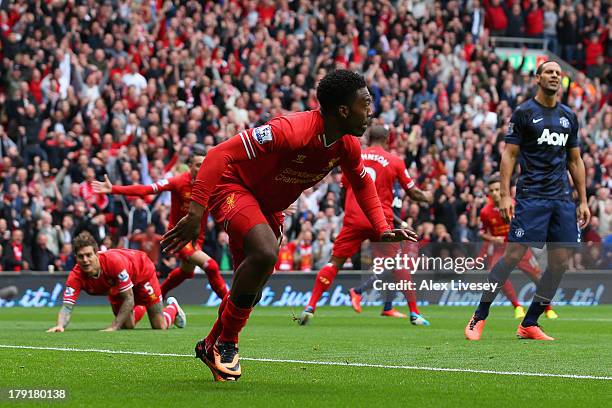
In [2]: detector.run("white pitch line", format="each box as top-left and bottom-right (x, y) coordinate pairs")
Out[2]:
(1, 344), (611, 381)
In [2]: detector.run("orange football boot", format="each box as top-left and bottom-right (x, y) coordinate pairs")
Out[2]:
(516, 324), (554, 340)
(465, 315), (486, 340)
(381, 308), (407, 318)
(349, 288), (362, 313)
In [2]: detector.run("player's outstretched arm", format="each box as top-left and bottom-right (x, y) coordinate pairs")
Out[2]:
(102, 289), (135, 331)
(499, 144), (519, 223)
(567, 147), (591, 228)
(92, 174), (159, 197)
(47, 304), (74, 332)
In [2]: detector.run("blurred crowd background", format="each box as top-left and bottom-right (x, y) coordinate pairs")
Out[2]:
(0, 0), (610, 274)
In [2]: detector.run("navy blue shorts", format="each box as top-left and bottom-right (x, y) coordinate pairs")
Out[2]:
(508, 198), (580, 248)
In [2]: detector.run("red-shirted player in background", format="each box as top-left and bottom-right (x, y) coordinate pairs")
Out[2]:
(162, 70), (417, 382)
(300, 126), (433, 326)
(47, 232), (186, 332)
(479, 177), (558, 319)
(93, 145), (228, 300)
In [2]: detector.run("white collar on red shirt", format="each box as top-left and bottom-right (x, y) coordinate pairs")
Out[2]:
(318, 133), (337, 148)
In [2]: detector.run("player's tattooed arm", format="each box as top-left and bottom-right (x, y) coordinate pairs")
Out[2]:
(104, 289), (135, 331)
(47, 304), (73, 332)
(407, 187), (433, 204)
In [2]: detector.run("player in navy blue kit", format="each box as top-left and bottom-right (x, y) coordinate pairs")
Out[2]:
(465, 61), (590, 341)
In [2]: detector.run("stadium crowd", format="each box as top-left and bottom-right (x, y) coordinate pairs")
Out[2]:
(0, 0), (610, 274)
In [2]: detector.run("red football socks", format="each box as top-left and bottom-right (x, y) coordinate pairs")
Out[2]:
(204, 258), (229, 298)
(218, 299), (253, 344)
(133, 305), (146, 324)
(205, 292), (230, 352)
(162, 303), (178, 327)
(307, 263), (339, 310)
(502, 281), (521, 308)
(161, 267), (190, 298)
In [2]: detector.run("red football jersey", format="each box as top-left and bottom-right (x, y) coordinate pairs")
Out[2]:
(112, 171), (206, 243)
(62, 249), (153, 305)
(192, 110), (389, 236)
(343, 145), (415, 229)
(479, 198), (511, 240)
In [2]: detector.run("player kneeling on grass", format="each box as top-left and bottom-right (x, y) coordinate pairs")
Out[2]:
(47, 232), (186, 332)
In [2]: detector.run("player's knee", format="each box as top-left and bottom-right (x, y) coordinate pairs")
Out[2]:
(122, 320), (136, 330)
(249, 248), (278, 270)
(505, 248), (526, 267)
(550, 261), (569, 274)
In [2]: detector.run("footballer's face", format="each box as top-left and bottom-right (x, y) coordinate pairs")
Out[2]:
(76, 245), (100, 276)
(343, 87), (373, 136)
(189, 155), (205, 179)
(488, 182), (501, 206)
(536, 62), (562, 95)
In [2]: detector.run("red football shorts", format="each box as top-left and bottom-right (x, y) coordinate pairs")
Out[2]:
(332, 224), (378, 259)
(109, 263), (162, 314)
(209, 186), (283, 269)
(177, 241), (201, 261)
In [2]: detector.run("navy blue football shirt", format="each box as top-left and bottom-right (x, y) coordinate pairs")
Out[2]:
(505, 98), (579, 200)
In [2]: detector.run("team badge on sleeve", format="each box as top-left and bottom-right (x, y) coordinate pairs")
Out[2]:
(64, 286), (75, 297)
(253, 125), (273, 144)
(118, 270), (129, 282)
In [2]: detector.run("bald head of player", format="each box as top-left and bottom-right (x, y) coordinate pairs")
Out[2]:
(535, 61), (562, 102)
(367, 125), (389, 148)
(316, 70), (373, 139)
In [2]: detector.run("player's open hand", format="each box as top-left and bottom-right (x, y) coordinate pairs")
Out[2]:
(46, 326), (64, 333)
(499, 196), (514, 224)
(380, 228), (419, 242)
(577, 202), (590, 229)
(161, 213), (200, 254)
(92, 175), (113, 194)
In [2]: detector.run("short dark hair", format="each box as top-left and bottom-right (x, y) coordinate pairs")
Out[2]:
(487, 176), (501, 185)
(316, 70), (367, 115)
(73, 231), (98, 254)
(189, 143), (206, 163)
(368, 125), (389, 145)
(536, 60), (558, 75)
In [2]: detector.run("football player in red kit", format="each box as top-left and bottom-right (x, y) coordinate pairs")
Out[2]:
(162, 70), (417, 382)
(479, 177), (558, 319)
(47, 232), (185, 332)
(93, 145), (228, 300)
(300, 126), (432, 326)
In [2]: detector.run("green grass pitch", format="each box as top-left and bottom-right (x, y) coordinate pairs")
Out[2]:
(1, 305), (611, 407)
